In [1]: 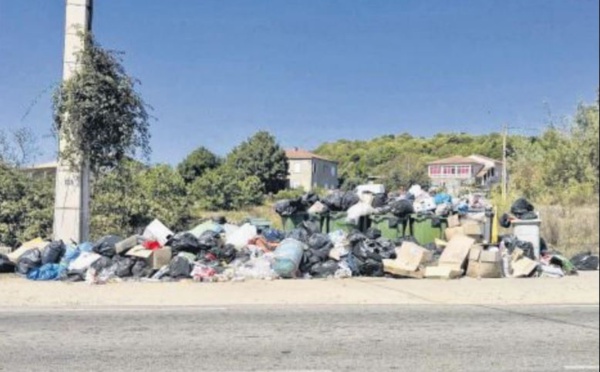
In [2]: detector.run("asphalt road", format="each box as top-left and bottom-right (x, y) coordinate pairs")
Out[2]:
(0, 305), (598, 372)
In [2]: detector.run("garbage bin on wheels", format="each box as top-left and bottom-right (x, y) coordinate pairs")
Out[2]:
(369, 215), (410, 240)
(409, 214), (448, 246)
(281, 212), (328, 234)
(326, 212), (370, 233)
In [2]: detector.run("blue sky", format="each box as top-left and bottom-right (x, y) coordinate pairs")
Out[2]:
(1, 0), (598, 165)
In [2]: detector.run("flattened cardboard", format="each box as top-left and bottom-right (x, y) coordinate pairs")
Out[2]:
(445, 226), (465, 241)
(462, 223), (483, 237)
(7, 238), (46, 263)
(448, 215), (461, 228)
(439, 235), (476, 268)
(512, 257), (539, 278)
(383, 259), (426, 279)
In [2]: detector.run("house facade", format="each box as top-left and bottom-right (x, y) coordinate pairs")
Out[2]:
(285, 148), (339, 191)
(20, 161), (58, 180)
(427, 155), (502, 194)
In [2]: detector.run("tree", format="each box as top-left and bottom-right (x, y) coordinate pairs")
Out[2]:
(91, 161), (190, 239)
(188, 165), (264, 212)
(177, 147), (220, 184)
(0, 127), (40, 167)
(52, 33), (151, 172)
(226, 131), (288, 194)
(0, 165), (53, 246)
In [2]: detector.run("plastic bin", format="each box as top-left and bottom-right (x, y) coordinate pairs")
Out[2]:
(242, 217), (272, 233)
(281, 213), (328, 234)
(369, 215), (410, 240)
(326, 212), (370, 233)
(512, 219), (542, 260)
(409, 214), (447, 246)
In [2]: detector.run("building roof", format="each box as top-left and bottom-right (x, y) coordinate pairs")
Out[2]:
(285, 148), (337, 163)
(428, 154), (502, 166)
(21, 161), (58, 170)
(427, 156), (481, 166)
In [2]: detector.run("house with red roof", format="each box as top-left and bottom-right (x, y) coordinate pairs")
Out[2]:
(285, 148), (339, 191)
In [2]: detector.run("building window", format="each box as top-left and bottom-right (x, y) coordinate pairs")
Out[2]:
(331, 166), (336, 177)
(430, 166), (441, 176)
(313, 163), (317, 174)
(458, 165), (470, 176)
(442, 166), (456, 176)
(293, 163), (301, 174)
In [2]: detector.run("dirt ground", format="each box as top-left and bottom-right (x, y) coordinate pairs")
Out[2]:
(0, 271), (598, 308)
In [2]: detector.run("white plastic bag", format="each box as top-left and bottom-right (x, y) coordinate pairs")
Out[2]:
(143, 219), (173, 246)
(226, 223), (257, 250)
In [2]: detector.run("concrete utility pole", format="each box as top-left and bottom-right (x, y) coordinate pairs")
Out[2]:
(502, 124), (508, 202)
(53, 0), (93, 243)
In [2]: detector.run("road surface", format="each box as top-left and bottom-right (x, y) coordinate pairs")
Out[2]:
(1, 305), (598, 372)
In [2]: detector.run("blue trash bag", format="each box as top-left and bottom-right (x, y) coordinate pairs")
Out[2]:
(263, 228), (285, 243)
(434, 193), (452, 205)
(78, 242), (94, 253)
(60, 245), (81, 266)
(27, 264), (66, 281)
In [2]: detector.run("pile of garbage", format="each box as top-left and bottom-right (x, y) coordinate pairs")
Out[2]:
(1, 191), (597, 283)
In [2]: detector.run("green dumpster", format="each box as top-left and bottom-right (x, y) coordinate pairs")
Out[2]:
(370, 215), (410, 240)
(326, 212), (370, 233)
(281, 213), (328, 234)
(242, 217), (272, 232)
(409, 214), (448, 245)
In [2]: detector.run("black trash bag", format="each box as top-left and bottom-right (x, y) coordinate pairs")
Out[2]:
(353, 255), (384, 277)
(64, 269), (86, 282)
(310, 260), (339, 278)
(16, 249), (43, 275)
(376, 238), (397, 260)
(91, 256), (113, 272)
(347, 230), (367, 247)
(131, 259), (156, 278)
(352, 239), (383, 261)
(0, 254), (15, 274)
(394, 235), (419, 247)
(198, 230), (222, 251)
(212, 216), (227, 225)
(16, 249), (42, 275)
(211, 244), (237, 264)
(365, 228), (382, 240)
(499, 213), (512, 228)
(570, 252), (599, 271)
(431, 217), (442, 229)
(168, 232), (202, 255)
(41, 240), (66, 265)
(301, 219), (321, 236)
(341, 191), (360, 211)
(168, 256), (192, 279)
(275, 199), (298, 217)
(322, 191), (344, 211)
(372, 193), (388, 208)
(300, 250), (323, 274)
(516, 240), (535, 259)
(519, 211), (538, 220)
(92, 235), (122, 257)
(113, 256), (135, 278)
(308, 233), (333, 251)
(511, 198), (535, 218)
(301, 192), (320, 209)
(389, 199), (415, 218)
(286, 228), (309, 244)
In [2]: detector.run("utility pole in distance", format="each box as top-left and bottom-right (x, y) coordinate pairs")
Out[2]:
(502, 124), (508, 202)
(53, 0), (93, 243)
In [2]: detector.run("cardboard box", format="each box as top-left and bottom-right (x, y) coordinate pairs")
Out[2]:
(467, 246), (503, 278)
(448, 215), (461, 228)
(512, 257), (539, 278)
(445, 226), (465, 241)
(462, 223), (483, 237)
(127, 246), (172, 270)
(383, 242), (433, 279)
(7, 238), (46, 263)
(424, 266), (463, 279)
(425, 235), (476, 279)
(383, 260), (426, 279)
